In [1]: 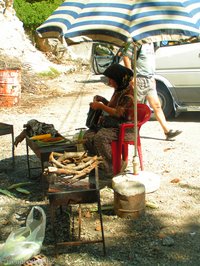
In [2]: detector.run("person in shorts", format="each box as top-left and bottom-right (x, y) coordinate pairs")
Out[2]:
(122, 42), (182, 140)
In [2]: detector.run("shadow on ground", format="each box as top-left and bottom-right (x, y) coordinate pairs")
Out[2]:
(1, 154), (200, 265)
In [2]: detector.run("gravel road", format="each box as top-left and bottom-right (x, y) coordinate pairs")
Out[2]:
(0, 67), (200, 265)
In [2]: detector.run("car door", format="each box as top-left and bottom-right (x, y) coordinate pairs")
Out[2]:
(155, 42), (200, 106)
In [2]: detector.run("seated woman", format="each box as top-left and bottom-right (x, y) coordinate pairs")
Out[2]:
(83, 63), (134, 178)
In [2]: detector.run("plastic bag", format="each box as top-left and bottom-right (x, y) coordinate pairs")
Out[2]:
(0, 206), (46, 265)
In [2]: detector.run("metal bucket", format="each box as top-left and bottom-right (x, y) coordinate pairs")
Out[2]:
(112, 176), (145, 219)
(0, 68), (21, 107)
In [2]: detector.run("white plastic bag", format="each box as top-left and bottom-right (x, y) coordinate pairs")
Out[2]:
(0, 206), (46, 265)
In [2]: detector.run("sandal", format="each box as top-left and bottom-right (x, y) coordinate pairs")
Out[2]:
(165, 129), (182, 140)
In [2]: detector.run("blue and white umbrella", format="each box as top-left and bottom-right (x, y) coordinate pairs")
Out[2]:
(37, 0), (200, 46)
(36, 0), (200, 174)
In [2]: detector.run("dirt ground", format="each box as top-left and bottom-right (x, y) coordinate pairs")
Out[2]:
(0, 65), (200, 266)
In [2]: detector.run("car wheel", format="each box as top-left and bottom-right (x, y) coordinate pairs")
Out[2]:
(156, 81), (174, 118)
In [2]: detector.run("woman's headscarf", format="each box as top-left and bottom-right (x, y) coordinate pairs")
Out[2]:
(103, 63), (133, 91)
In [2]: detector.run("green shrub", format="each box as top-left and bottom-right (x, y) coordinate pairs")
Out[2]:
(14, 0), (63, 33)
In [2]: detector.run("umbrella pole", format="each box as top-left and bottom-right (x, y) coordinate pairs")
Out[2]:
(132, 43), (139, 175)
(128, 44), (160, 193)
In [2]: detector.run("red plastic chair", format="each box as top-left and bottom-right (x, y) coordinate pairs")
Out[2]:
(112, 103), (151, 175)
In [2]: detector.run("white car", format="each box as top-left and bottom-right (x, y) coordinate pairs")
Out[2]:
(155, 42), (200, 118)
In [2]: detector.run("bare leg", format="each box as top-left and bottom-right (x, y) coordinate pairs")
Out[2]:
(146, 94), (182, 139)
(146, 94), (169, 134)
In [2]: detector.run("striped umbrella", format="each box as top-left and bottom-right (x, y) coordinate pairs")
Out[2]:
(36, 0), (200, 174)
(36, 0), (200, 46)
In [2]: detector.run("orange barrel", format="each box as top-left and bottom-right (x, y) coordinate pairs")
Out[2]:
(0, 68), (21, 107)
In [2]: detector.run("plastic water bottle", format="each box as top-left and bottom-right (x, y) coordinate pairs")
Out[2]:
(77, 128), (85, 152)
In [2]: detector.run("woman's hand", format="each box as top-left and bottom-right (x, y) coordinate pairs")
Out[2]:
(90, 101), (117, 116)
(93, 95), (109, 105)
(93, 95), (102, 102)
(90, 101), (104, 110)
